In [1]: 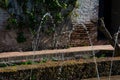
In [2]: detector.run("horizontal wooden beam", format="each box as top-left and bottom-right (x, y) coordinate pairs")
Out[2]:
(0, 44), (116, 59)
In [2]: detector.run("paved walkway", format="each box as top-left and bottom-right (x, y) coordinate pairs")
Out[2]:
(0, 45), (114, 58)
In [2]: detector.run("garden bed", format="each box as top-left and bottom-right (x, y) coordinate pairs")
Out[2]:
(0, 57), (120, 80)
(84, 75), (120, 80)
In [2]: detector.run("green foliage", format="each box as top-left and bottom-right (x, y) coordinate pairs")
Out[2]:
(0, 63), (7, 67)
(0, 0), (8, 8)
(99, 54), (106, 58)
(16, 32), (26, 43)
(51, 57), (58, 61)
(31, 75), (36, 80)
(21, 60), (33, 65)
(41, 57), (48, 63)
(0, 0), (77, 43)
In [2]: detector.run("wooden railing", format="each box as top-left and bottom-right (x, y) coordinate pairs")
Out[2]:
(0, 44), (116, 63)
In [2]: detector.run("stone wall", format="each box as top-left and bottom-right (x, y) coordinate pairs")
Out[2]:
(71, 0), (99, 23)
(0, 8), (9, 30)
(70, 23), (97, 46)
(0, 0), (99, 52)
(70, 0), (99, 46)
(0, 9), (72, 52)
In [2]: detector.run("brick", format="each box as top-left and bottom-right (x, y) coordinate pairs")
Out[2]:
(70, 23), (97, 47)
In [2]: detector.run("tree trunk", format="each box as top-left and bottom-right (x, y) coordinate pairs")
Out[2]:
(98, 18), (120, 56)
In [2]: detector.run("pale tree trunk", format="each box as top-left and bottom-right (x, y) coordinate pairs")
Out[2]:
(98, 18), (120, 56)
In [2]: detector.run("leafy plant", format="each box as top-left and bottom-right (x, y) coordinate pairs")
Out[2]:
(0, 0), (77, 43)
(99, 54), (106, 58)
(16, 32), (26, 43)
(52, 57), (58, 61)
(0, 0), (8, 8)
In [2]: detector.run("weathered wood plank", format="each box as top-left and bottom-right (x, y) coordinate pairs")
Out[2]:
(0, 44), (115, 59)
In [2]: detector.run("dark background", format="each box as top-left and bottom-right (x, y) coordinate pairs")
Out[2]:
(98, 0), (120, 39)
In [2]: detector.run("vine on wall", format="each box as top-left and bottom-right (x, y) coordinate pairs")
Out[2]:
(0, 0), (77, 43)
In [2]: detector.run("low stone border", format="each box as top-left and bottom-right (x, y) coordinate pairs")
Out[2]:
(0, 57), (120, 80)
